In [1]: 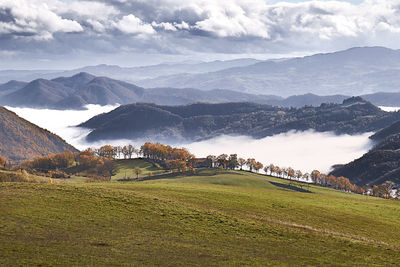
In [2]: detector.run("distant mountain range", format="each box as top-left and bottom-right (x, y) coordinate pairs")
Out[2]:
(0, 106), (77, 163)
(79, 97), (400, 143)
(3, 47), (400, 97)
(0, 58), (261, 84)
(2, 72), (400, 109)
(135, 47), (400, 96)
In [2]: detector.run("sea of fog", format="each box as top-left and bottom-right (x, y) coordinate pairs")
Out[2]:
(7, 104), (388, 173)
(379, 106), (400, 112)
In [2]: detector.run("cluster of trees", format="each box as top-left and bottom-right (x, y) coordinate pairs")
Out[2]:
(20, 149), (116, 179)
(205, 154), (264, 172)
(21, 150), (75, 171)
(141, 142), (195, 172)
(91, 143), (196, 172)
(93, 145), (140, 159)
(371, 182), (399, 199)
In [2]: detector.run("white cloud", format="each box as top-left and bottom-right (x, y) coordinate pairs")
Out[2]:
(152, 22), (177, 31)
(66, 1), (119, 18)
(0, 0), (83, 40)
(114, 14), (155, 35)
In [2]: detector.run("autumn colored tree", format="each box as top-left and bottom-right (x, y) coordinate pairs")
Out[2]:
(310, 170), (321, 184)
(246, 158), (256, 172)
(0, 155), (7, 169)
(356, 186), (366, 195)
(327, 175), (336, 188)
(238, 158), (246, 170)
(97, 159), (116, 179)
(22, 151), (76, 171)
(275, 166), (282, 178)
(97, 145), (115, 159)
(268, 164), (275, 176)
(78, 149), (98, 168)
(166, 159), (187, 172)
(254, 162), (263, 173)
(287, 167), (295, 180)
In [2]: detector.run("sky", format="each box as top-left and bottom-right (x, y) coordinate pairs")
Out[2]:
(0, 0), (400, 69)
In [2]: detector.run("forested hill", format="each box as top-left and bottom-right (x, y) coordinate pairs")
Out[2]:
(331, 120), (400, 186)
(0, 107), (78, 163)
(80, 97), (400, 143)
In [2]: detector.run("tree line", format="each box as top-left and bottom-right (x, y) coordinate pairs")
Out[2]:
(1, 143), (399, 199)
(205, 153), (400, 200)
(9, 142), (196, 181)
(93, 143), (196, 172)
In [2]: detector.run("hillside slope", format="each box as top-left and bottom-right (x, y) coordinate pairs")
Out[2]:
(0, 106), (78, 163)
(1, 171), (399, 265)
(0, 80), (27, 97)
(331, 120), (400, 185)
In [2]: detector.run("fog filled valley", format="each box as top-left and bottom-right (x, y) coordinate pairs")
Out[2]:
(8, 105), (374, 174)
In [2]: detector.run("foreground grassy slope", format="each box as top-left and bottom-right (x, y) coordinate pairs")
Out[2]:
(1, 170), (400, 266)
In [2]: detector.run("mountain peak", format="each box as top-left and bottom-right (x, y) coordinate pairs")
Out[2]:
(71, 72), (95, 79)
(342, 96), (367, 105)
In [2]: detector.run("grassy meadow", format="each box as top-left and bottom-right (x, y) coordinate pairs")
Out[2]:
(1, 165), (400, 266)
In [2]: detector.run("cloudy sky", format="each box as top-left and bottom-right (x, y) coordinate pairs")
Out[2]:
(0, 0), (399, 69)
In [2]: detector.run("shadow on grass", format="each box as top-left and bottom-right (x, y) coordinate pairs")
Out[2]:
(117, 169), (228, 182)
(270, 181), (313, 193)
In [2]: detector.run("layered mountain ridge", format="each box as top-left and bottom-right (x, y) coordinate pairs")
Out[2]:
(2, 72), (400, 110)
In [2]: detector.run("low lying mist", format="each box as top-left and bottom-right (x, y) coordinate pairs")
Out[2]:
(8, 105), (373, 173)
(184, 132), (372, 173)
(379, 106), (400, 112)
(7, 105), (119, 150)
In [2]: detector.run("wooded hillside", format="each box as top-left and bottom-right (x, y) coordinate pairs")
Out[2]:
(0, 107), (78, 163)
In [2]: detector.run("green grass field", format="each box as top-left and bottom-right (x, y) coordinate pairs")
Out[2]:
(112, 158), (166, 180)
(1, 168), (400, 266)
